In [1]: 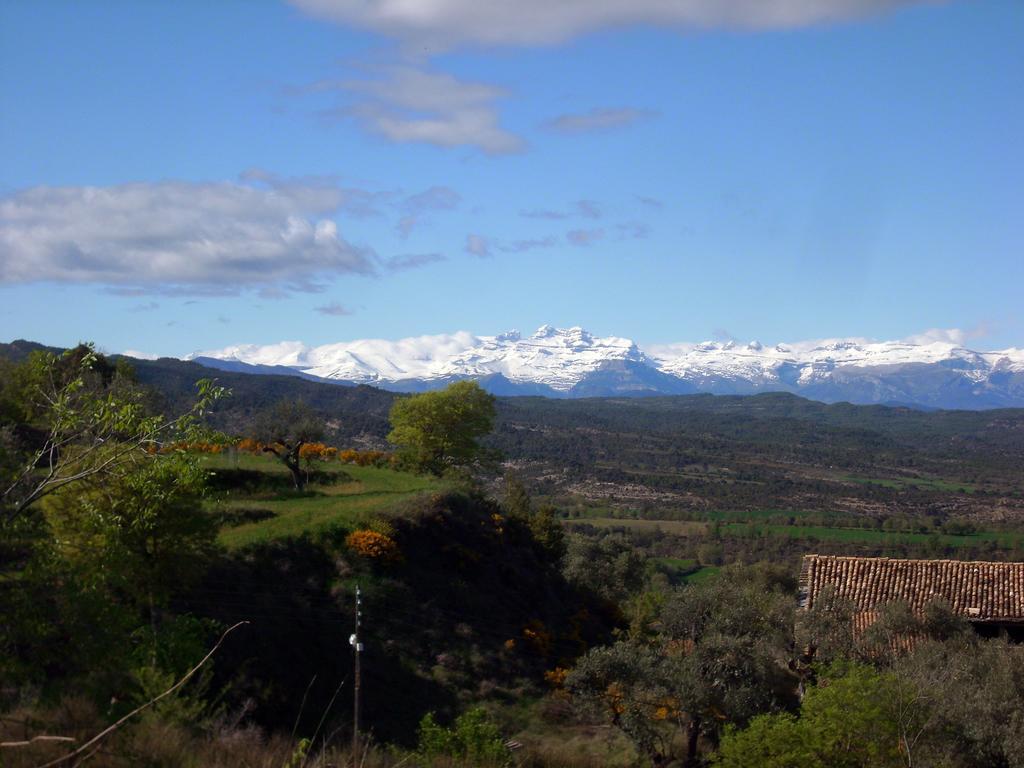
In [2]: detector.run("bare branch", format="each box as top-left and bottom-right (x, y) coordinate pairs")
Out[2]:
(36, 621), (249, 768)
(0, 735), (76, 749)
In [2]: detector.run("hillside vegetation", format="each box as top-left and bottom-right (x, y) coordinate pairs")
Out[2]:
(4, 343), (1024, 767)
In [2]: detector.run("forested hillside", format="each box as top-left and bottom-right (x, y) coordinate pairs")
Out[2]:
(4, 343), (1024, 767)
(4, 341), (1022, 524)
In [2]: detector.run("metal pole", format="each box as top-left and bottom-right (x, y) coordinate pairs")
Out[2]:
(351, 585), (362, 767)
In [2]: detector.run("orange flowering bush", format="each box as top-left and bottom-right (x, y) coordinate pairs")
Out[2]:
(522, 620), (552, 655)
(651, 698), (681, 721)
(165, 440), (224, 454)
(237, 437), (263, 454)
(299, 442), (338, 461)
(345, 529), (400, 561)
(544, 667), (569, 688)
(337, 449), (394, 467)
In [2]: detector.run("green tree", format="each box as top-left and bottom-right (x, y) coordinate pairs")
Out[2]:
(568, 565), (797, 767)
(562, 535), (646, 605)
(253, 399), (324, 489)
(387, 380), (496, 476)
(503, 473), (566, 561)
(714, 664), (905, 768)
(1, 344), (224, 523)
(45, 451), (217, 629)
(567, 640), (686, 767)
(0, 345), (225, 690)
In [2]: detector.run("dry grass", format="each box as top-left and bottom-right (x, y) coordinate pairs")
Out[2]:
(0, 699), (641, 768)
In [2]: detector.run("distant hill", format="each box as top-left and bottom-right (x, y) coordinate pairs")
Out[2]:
(0, 339), (397, 447)
(186, 325), (1024, 409)
(6, 339), (1023, 520)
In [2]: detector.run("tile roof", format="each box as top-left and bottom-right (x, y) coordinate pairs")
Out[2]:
(799, 555), (1024, 623)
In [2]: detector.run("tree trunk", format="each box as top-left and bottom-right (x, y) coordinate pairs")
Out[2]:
(284, 453), (303, 490)
(263, 444), (305, 490)
(683, 716), (701, 768)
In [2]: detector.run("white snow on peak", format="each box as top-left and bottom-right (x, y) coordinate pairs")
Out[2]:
(650, 335), (1024, 387)
(188, 327), (1024, 393)
(190, 326), (644, 392)
(189, 340), (312, 367)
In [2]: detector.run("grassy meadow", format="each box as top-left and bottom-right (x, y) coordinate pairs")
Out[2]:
(202, 453), (440, 548)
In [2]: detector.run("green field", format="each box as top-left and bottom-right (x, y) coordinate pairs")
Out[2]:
(841, 474), (976, 494)
(701, 508), (814, 522)
(682, 566), (721, 584)
(201, 454), (440, 548)
(721, 522), (1023, 548)
(563, 517), (708, 536)
(569, 511), (1024, 552)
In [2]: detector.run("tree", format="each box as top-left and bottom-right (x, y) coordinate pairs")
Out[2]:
(568, 565), (797, 767)
(504, 473), (566, 561)
(714, 664), (905, 768)
(0, 345), (225, 689)
(387, 380), (496, 476)
(45, 451), (217, 622)
(567, 641), (684, 767)
(1, 344), (225, 524)
(562, 535), (646, 605)
(253, 399), (324, 489)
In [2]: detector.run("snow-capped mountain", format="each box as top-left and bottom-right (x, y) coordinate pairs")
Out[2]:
(186, 326), (1024, 409)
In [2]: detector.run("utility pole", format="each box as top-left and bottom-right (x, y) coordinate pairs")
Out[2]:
(350, 584), (362, 767)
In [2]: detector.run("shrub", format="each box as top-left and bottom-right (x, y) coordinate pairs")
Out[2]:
(345, 529), (400, 561)
(416, 707), (509, 765)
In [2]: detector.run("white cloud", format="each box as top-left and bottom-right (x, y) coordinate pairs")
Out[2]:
(615, 221), (651, 239)
(521, 200), (602, 220)
(501, 237), (559, 253)
(403, 186), (461, 213)
(568, 228), (605, 246)
(465, 234), (491, 257)
(544, 107), (656, 134)
(396, 185), (461, 237)
(121, 349), (159, 360)
(0, 180), (374, 294)
(290, 0), (932, 47)
(902, 327), (986, 346)
(321, 66), (524, 154)
(382, 252), (447, 271)
(315, 301), (354, 316)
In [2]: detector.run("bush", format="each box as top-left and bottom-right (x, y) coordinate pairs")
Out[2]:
(416, 707), (509, 765)
(345, 529), (400, 561)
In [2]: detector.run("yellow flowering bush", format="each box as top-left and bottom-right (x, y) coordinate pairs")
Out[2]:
(345, 529), (400, 561)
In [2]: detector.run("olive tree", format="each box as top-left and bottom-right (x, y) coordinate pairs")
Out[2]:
(253, 399), (324, 489)
(567, 565), (797, 767)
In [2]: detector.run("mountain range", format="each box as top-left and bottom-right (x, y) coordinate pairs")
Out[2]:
(187, 325), (1024, 409)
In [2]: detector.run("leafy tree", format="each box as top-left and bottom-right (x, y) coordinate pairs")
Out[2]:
(567, 640), (687, 767)
(253, 399), (324, 489)
(568, 566), (797, 767)
(1, 344), (224, 523)
(714, 663), (904, 768)
(45, 451), (217, 632)
(503, 472), (533, 518)
(931, 638), (1024, 767)
(387, 381), (496, 476)
(503, 473), (565, 561)
(563, 534), (646, 605)
(0, 345), (225, 692)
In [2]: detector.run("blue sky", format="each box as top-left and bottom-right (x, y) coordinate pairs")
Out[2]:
(1, 0), (1021, 357)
